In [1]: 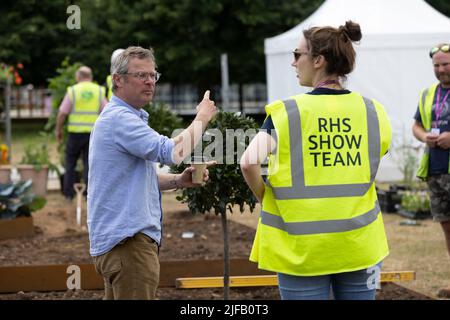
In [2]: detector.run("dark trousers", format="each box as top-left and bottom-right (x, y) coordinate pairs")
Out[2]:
(64, 133), (90, 199)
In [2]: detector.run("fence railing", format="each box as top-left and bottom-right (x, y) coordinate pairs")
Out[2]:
(3, 83), (267, 119)
(153, 83), (267, 115)
(8, 85), (52, 119)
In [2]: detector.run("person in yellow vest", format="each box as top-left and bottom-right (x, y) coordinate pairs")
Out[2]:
(412, 43), (450, 299)
(106, 48), (124, 101)
(240, 21), (392, 300)
(55, 66), (107, 200)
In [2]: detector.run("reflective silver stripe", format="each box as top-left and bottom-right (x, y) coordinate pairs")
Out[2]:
(261, 201), (380, 235)
(270, 97), (380, 199)
(68, 122), (94, 127)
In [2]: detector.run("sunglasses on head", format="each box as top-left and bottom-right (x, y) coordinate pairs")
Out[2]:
(430, 44), (450, 58)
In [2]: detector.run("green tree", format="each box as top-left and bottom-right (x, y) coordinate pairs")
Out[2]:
(129, 0), (322, 97)
(0, 0), (324, 87)
(171, 111), (259, 299)
(0, 0), (79, 85)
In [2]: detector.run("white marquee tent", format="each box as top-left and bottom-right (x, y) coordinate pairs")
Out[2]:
(265, 0), (450, 181)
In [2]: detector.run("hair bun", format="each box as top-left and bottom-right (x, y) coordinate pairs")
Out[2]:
(340, 20), (362, 42)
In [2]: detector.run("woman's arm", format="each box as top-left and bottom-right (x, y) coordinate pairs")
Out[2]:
(240, 132), (277, 203)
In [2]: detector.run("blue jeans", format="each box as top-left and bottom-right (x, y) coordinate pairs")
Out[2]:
(278, 262), (382, 300)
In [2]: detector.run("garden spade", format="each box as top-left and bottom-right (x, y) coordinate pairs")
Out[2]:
(73, 183), (86, 226)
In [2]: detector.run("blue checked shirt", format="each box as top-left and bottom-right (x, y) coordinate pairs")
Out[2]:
(87, 95), (175, 256)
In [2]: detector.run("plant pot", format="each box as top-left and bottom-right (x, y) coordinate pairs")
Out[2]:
(16, 164), (49, 197)
(377, 189), (402, 213)
(0, 216), (34, 240)
(0, 165), (12, 184)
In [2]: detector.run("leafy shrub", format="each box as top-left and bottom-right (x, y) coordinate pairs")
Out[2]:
(0, 180), (46, 220)
(143, 102), (184, 138)
(171, 111), (259, 216)
(20, 132), (59, 174)
(400, 191), (430, 213)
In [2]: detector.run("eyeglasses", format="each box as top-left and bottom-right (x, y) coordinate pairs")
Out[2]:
(430, 44), (450, 58)
(122, 71), (161, 82)
(292, 49), (309, 61)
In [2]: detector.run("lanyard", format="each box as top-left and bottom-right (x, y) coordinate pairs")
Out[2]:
(435, 85), (450, 127)
(315, 79), (340, 89)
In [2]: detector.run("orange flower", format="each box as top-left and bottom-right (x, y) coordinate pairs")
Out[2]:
(15, 76), (22, 85)
(0, 144), (9, 165)
(17, 63), (23, 69)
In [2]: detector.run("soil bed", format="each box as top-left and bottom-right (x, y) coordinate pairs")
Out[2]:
(0, 193), (433, 300)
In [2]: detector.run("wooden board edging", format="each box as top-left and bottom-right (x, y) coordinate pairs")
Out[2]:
(0, 259), (415, 293)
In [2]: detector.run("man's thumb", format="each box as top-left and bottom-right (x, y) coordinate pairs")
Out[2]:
(203, 90), (210, 100)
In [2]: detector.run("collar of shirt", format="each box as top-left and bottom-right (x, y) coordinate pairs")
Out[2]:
(110, 95), (149, 122)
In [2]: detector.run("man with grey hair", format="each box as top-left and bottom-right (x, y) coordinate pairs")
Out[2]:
(88, 46), (216, 299)
(105, 48), (124, 101)
(55, 65), (107, 200)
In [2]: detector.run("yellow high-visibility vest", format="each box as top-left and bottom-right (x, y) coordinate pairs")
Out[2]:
(67, 82), (104, 133)
(250, 92), (392, 276)
(416, 83), (450, 178)
(106, 75), (113, 101)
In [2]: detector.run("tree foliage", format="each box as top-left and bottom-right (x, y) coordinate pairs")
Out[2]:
(171, 111), (259, 216)
(3, 0), (448, 94)
(0, 0), (323, 87)
(143, 102), (184, 138)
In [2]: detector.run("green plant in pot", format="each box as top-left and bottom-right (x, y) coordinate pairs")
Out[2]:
(17, 132), (59, 197)
(171, 111), (259, 299)
(399, 190), (431, 219)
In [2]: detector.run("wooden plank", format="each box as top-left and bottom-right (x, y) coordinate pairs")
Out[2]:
(176, 271), (417, 289)
(0, 216), (34, 240)
(0, 259), (415, 293)
(0, 264), (102, 293)
(159, 259), (272, 287)
(0, 259), (271, 293)
(381, 271), (416, 282)
(176, 275), (278, 289)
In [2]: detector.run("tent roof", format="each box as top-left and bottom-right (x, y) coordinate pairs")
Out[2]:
(266, 0), (450, 53)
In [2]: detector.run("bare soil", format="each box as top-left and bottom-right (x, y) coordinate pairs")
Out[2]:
(0, 191), (438, 300)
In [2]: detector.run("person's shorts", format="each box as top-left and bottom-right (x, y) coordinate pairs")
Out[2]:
(426, 174), (450, 223)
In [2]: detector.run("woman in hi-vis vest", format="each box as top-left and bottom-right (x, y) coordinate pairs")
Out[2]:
(240, 21), (392, 300)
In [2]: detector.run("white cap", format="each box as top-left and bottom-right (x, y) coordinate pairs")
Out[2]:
(111, 48), (125, 64)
